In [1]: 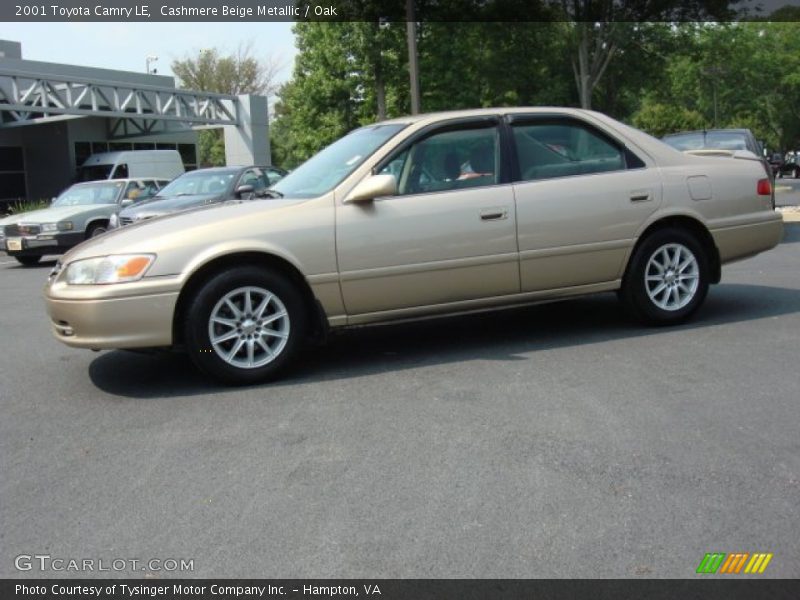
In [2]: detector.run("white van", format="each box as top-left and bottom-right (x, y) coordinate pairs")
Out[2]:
(77, 150), (185, 182)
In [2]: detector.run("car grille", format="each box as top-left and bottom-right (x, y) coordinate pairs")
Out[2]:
(120, 215), (156, 226)
(5, 223), (41, 236)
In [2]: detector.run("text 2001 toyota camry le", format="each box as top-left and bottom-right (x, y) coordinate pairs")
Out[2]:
(44, 108), (783, 385)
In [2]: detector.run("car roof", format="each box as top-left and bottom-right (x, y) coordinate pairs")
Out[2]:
(74, 178), (169, 185)
(378, 106), (612, 127)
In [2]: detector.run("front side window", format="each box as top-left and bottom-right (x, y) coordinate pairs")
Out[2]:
(112, 163), (129, 179)
(513, 120), (625, 181)
(239, 168), (268, 191)
(382, 125), (500, 196)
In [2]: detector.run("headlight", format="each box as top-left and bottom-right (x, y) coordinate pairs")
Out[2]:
(42, 221), (73, 232)
(64, 254), (155, 285)
(109, 213), (119, 228)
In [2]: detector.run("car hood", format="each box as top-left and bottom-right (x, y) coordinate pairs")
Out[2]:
(0, 213), (22, 227)
(61, 197), (320, 274)
(121, 194), (224, 217)
(6, 205), (114, 224)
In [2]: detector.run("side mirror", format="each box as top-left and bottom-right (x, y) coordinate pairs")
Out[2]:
(344, 174), (397, 204)
(235, 184), (255, 198)
(120, 198), (134, 208)
(50, 197), (57, 205)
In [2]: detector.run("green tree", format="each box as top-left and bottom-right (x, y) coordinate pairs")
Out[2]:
(171, 44), (281, 166)
(643, 22), (800, 151)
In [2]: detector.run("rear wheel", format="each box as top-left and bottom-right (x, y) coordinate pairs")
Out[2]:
(15, 255), (41, 267)
(621, 228), (709, 325)
(183, 266), (307, 385)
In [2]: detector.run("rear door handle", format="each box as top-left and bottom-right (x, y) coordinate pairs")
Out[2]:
(480, 207), (507, 221)
(630, 191), (651, 202)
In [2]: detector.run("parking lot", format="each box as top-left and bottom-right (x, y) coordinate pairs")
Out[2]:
(1, 218), (798, 578)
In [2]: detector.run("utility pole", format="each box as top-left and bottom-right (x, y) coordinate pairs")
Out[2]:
(406, 0), (420, 114)
(145, 55), (158, 75)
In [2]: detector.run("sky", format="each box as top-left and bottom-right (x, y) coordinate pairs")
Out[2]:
(1, 22), (298, 86)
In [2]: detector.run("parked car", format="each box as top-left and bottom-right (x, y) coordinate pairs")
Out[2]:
(662, 128), (775, 208)
(767, 152), (785, 177)
(44, 108), (782, 385)
(662, 128), (763, 155)
(110, 165), (287, 229)
(3, 178), (167, 266)
(777, 156), (800, 178)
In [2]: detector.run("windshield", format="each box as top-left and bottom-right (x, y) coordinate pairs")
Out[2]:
(52, 182), (124, 206)
(663, 131), (749, 152)
(158, 170), (237, 197)
(272, 123), (407, 198)
(77, 164), (115, 181)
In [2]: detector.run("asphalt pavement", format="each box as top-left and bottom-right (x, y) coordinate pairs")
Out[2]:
(774, 176), (800, 207)
(0, 224), (798, 579)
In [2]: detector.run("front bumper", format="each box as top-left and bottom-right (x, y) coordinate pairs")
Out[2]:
(4, 232), (84, 256)
(45, 278), (181, 349)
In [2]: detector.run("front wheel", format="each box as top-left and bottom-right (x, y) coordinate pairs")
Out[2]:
(183, 266), (307, 385)
(86, 222), (108, 238)
(620, 228), (709, 325)
(15, 255), (41, 267)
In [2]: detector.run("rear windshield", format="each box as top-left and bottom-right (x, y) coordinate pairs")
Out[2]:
(663, 131), (750, 152)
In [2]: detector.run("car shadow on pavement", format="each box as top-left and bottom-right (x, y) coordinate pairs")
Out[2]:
(2, 258), (58, 269)
(88, 282), (800, 399)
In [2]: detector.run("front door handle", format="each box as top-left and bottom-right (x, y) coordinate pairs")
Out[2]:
(480, 207), (508, 221)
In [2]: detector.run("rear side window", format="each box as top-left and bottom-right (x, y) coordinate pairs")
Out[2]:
(512, 120), (627, 181)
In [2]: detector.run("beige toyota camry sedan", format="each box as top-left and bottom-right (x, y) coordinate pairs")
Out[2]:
(44, 108), (783, 384)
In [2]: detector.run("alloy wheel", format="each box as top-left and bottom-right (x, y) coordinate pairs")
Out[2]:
(207, 286), (290, 369)
(644, 243), (700, 311)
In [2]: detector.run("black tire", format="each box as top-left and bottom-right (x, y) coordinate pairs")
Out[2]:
(86, 222), (108, 238)
(183, 266), (307, 385)
(15, 255), (41, 267)
(620, 227), (709, 325)
(795, 167), (800, 179)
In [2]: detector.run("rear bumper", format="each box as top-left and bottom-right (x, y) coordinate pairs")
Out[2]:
(711, 213), (784, 264)
(45, 291), (179, 349)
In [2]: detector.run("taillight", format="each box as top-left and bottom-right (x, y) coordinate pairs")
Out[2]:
(757, 178), (772, 196)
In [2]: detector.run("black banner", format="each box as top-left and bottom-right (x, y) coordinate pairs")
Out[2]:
(3, 579), (800, 600)
(3, 0), (800, 23)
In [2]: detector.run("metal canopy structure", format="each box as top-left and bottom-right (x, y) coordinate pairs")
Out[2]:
(0, 67), (240, 137)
